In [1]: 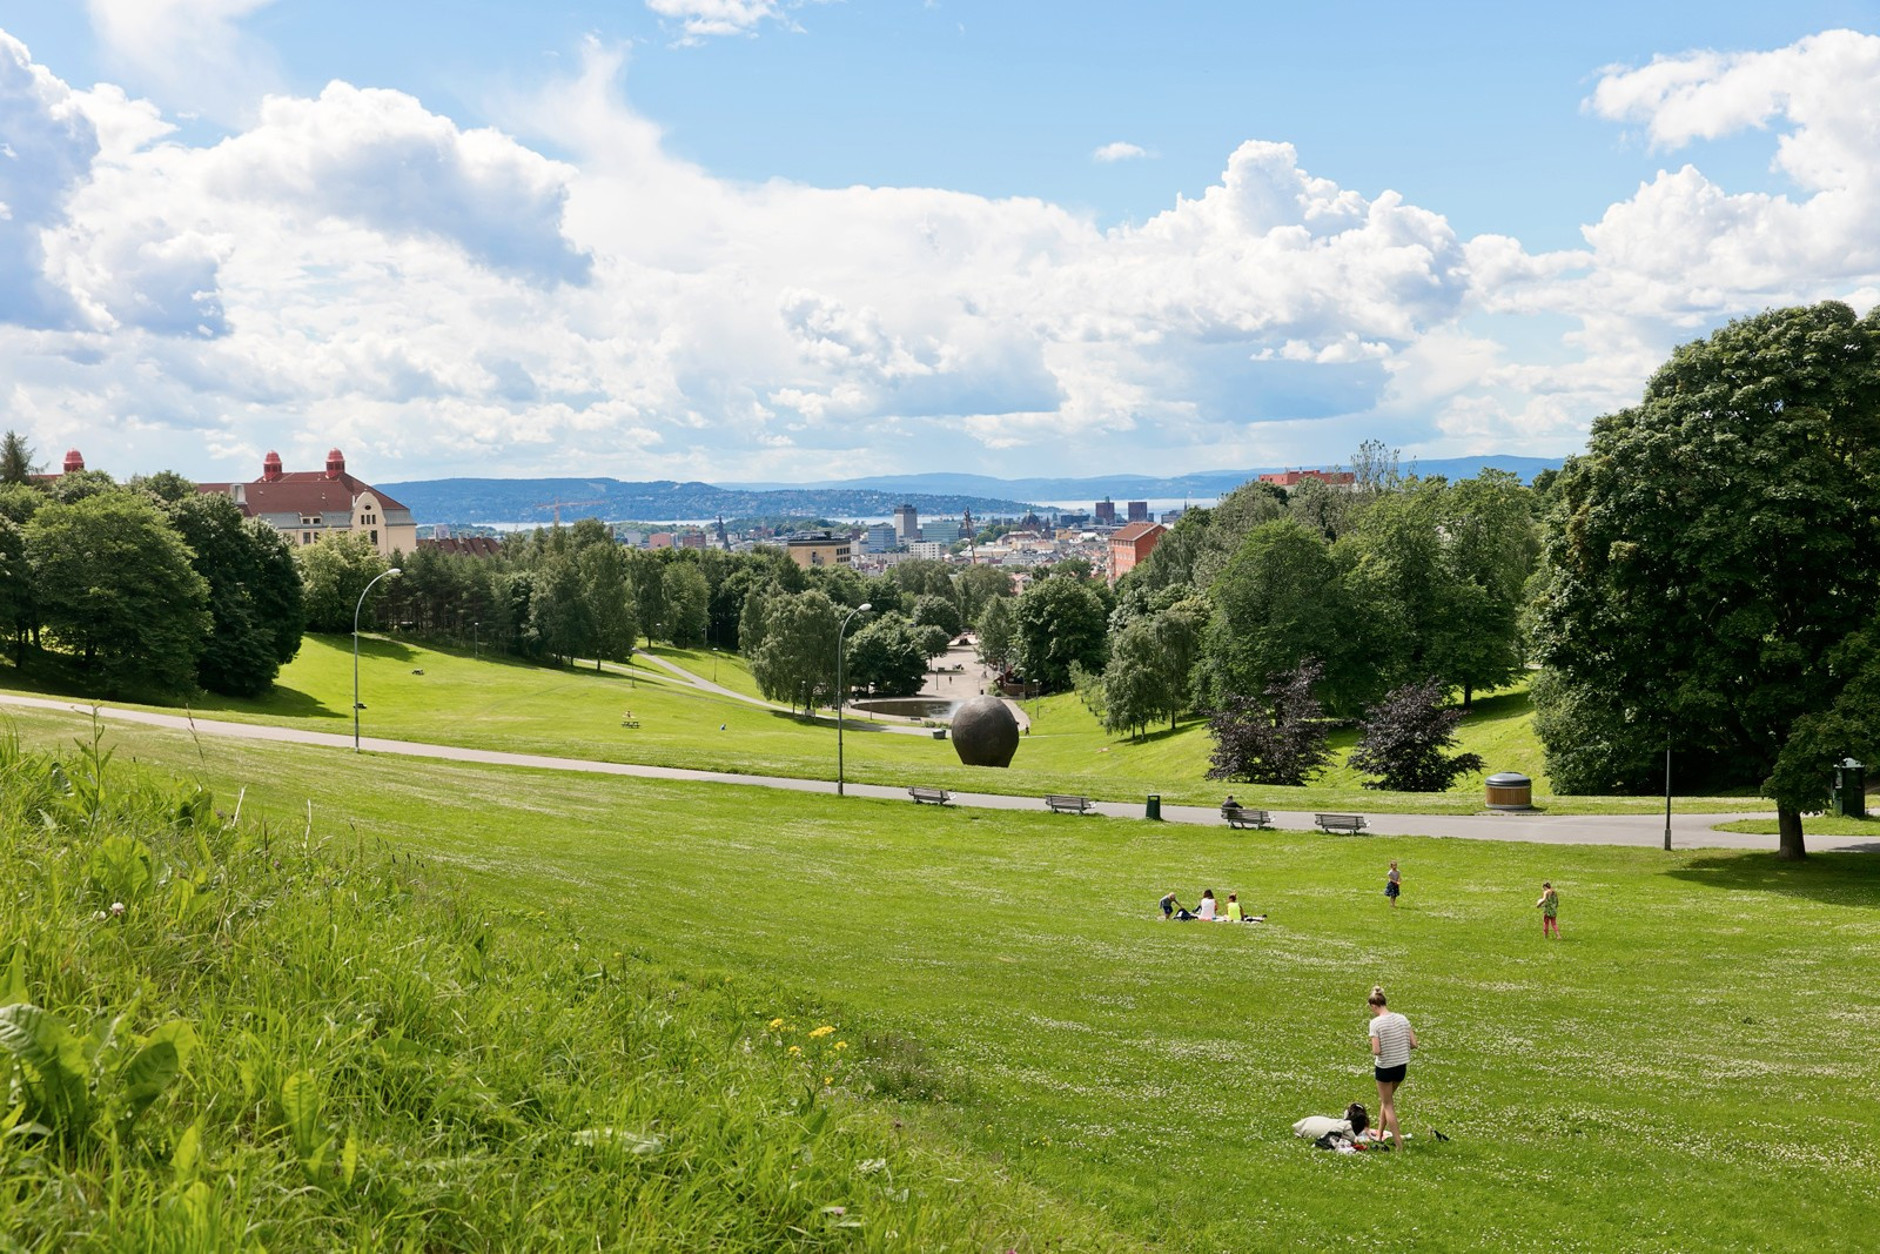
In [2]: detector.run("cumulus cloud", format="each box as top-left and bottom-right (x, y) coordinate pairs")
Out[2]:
(6, 23), (1880, 484)
(645, 0), (824, 41)
(1092, 141), (1151, 163)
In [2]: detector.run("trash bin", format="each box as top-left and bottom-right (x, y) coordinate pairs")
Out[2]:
(1833, 759), (1866, 819)
(1485, 772), (1533, 811)
(1145, 793), (1162, 821)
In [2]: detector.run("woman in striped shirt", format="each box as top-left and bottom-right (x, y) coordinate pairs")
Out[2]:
(1366, 986), (1418, 1149)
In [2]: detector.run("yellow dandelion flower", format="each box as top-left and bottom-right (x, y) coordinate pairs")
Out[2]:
(808, 1025), (835, 1039)
(824, 1076), (833, 1086)
(834, 1041), (848, 1051)
(788, 1045), (801, 1055)
(767, 1018), (785, 1030)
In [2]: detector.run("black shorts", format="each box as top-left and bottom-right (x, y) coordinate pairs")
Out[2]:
(1375, 1063), (1407, 1084)
(1385, 883), (1400, 898)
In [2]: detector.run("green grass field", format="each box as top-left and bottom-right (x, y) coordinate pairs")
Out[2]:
(4, 704), (1873, 1252)
(0, 636), (1772, 816)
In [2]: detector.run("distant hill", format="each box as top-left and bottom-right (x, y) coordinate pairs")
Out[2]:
(722, 455), (1564, 500)
(376, 478), (1043, 527)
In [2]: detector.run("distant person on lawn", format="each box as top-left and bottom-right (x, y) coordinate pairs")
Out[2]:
(1367, 986), (1418, 1148)
(1160, 892), (1198, 921)
(1385, 860), (1401, 907)
(1535, 882), (1559, 938)
(1196, 889), (1218, 921)
(1223, 892), (1266, 923)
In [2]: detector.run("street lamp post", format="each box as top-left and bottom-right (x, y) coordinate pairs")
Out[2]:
(473, 620), (480, 660)
(353, 567), (402, 753)
(836, 602), (871, 796)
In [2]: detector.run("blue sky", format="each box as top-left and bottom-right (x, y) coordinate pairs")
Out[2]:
(1, 1), (1878, 483)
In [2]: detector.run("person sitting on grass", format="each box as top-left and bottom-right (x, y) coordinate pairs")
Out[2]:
(1223, 892), (1267, 924)
(1292, 1103), (1372, 1150)
(1196, 889), (1218, 921)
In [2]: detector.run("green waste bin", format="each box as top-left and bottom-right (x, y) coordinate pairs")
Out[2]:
(1145, 794), (1162, 821)
(1833, 759), (1866, 819)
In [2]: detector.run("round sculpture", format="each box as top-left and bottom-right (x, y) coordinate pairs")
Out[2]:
(950, 695), (1020, 768)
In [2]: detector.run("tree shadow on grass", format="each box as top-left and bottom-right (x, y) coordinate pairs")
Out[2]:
(1665, 851), (1880, 910)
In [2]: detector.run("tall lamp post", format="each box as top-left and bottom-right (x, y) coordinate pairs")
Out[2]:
(353, 567), (402, 753)
(473, 619), (480, 660)
(836, 602), (871, 796)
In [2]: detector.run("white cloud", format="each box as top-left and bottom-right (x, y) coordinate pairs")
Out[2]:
(1092, 141), (1151, 163)
(5, 25), (1880, 485)
(644, 0), (826, 41)
(84, 0), (281, 123)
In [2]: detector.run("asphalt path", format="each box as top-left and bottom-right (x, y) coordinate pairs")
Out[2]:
(2, 692), (1870, 853)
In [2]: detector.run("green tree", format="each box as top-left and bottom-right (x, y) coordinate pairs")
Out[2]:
(298, 532), (389, 634)
(1100, 620), (1176, 740)
(1530, 302), (1880, 858)
(631, 551), (667, 646)
(43, 470), (118, 505)
(750, 590), (840, 712)
(955, 564), (1012, 626)
(580, 543), (638, 668)
(662, 563), (711, 647)
(974, 595), (1015, 671)
(845, 613), (928, 696)
(911, 593), (961, 639)
(0, 431), (35, 484)
(1205, 659), (1332, 785)
(529, 553), (595, 665)
(168, 494), (305, 696)
(25, 494), (210, 695)
(1202, 518), (1370, 716)
(1011, 576), (1107, 692)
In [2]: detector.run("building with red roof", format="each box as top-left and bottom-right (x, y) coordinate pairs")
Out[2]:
(199, 449), (417, 558)
(1107, 520), (1165, 582)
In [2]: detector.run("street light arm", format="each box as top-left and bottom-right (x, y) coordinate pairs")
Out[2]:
(353, 567), (402, 753)
(835, 602), (871, 796)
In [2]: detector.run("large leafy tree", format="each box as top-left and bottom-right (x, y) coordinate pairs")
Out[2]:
(844, 612), (928, 696)
(750, 589), (840, 712)
(26, 493), (211, 695)
(1100, 620), (1178, 741)
(528, 553), (595, 666)
(580, 543), (639, 667)
(661, 563), (711, 647)
(168, 493), (306, 696)
(298, 532), (390, 634)
(1011, 574), (1108, 692)
(973, 595), (1015, 671)
(1531, 302), (1880, 858)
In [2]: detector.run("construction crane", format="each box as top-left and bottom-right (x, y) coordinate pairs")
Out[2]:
(530, 497), (606, 527)
(963, 507), (978, 565)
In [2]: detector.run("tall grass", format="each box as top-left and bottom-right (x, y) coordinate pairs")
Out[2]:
(0, 728), (1120, 1250)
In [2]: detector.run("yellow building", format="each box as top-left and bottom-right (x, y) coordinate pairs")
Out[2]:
(202, 449), (418, 559)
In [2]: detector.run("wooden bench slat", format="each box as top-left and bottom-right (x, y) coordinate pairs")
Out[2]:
(1313, 812), (1368, 833)
(1045, 794), (1094, 813)
(908, 786), (951, 805)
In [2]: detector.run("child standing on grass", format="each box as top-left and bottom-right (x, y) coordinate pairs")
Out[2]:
(1536, 881), (1559, 938)
(1385, 861), (1401, 908)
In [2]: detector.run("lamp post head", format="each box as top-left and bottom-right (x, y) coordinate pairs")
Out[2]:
(858, 602), (871, 612)
(388, 567), (402, 576)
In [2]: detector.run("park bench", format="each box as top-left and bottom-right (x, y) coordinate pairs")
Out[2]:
(908, 785), (952, 805)
(1045, 794), (1095, 815)
(1222, 806), (1272, 830)
(1314, 813), (1368, 835)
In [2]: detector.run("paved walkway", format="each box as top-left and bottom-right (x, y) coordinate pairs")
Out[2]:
(2, 692), (1869, 853)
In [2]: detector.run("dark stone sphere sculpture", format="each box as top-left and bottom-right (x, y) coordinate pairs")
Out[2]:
(950, 695), (1020, 768)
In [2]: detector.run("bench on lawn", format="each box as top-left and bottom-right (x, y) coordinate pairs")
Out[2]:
(620, 719), (640, 729)
(1314, 812), (1368, 835)
(908, 785), (952, 805)
(1222, 805), (1272, 830)
(1045, 794), (1095, 815)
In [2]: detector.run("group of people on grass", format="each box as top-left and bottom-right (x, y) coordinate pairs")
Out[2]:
(1158, 888), (1265, 923)
(1293, 985), (1421, 1151)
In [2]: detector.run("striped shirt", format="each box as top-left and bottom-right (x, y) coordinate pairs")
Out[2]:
(1369, 1012), (1414, 1068)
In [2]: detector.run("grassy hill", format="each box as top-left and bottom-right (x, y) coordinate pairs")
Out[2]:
(3, 704), (1875, 1251)
(0, 635), (1765, 815)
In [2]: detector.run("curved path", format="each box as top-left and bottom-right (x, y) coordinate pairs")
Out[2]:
(0, 692), (1868, 853)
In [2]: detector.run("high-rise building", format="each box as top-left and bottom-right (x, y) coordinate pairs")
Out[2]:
(1126, 500), (1149, 522)
(893, 503), (920, 543)
(1094, 498), (1117, 525)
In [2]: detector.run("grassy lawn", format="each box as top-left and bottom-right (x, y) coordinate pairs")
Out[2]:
(0, 637), (1772, 815)
(5, 704), (1872, 1252)
(1717, 813), (1880, 838)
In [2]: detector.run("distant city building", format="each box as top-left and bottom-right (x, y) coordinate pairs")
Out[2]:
(909, 540), (950, 560)
(893, 503), (920, 544)
(420, 536), (503, 558)
(787, 533), (852, 568)
(1056, 511), (1090, 529)
(1108, 521), (1166, 582)
(199, 448), (417, 559)
(1160, 508), (1185, 524)
(1094, 498), (1117, 525)
(1126, 500), (1149, 522)
(648, 532), (676, 549)
(861, 522), (897, 553)
(1259, 469), (1357, 489)
(614, 528), (646, 547)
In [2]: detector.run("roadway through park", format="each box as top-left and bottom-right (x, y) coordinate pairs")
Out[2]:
(4, 691), (1873, 853)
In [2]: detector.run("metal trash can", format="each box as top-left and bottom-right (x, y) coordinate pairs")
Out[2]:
(1145, 793), (1162, 821)
(1485, 772), (1533, 811)
(1833, 759), (1866, 819)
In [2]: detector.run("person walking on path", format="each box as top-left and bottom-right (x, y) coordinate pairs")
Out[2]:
(1366, 986), (1417, 1148)
(1536, 881), (1560, 939)
(1385, 861), (1401, 908)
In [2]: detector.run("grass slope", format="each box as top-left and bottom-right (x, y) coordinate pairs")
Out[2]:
(0, 637), (1768, 815)
(5, 706), (1873, 1252)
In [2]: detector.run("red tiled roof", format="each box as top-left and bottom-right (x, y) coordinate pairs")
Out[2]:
(1109, 521), (1164, 545)
(420, 536), (503, 558)
(205, 471), (409, 515)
